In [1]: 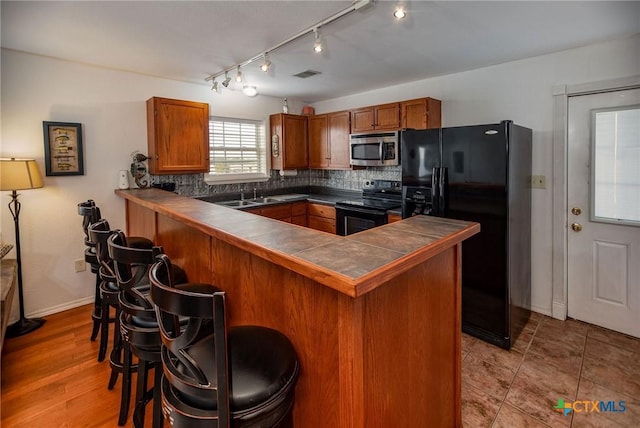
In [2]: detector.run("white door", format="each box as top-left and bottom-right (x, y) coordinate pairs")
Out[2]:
(567, 88), (640, 338)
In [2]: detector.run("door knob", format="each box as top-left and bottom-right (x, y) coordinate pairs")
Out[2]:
(571, 223), (582, 232)
(571, 207), (582, 215)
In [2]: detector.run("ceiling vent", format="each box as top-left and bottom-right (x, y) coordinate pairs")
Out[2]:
(293, 70), (321, 79)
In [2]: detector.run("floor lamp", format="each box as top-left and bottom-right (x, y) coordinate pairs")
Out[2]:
(0, 158), (46, 337)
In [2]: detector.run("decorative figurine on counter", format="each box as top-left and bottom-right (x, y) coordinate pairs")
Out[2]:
(130, 151), (150, 188)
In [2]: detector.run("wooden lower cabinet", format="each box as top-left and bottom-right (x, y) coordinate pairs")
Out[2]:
(247, 202), (308, 226)
(387, 213), (402, 223)
(247, 201), (333, 233)
(291, 202), (308, 227)
(307, 203), (336, 234)
(250, 204), (291, 221)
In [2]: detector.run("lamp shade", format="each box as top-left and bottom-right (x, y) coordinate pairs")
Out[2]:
(0, 158), (44, 191)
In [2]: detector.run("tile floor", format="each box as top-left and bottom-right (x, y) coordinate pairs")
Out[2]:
(461, 312), (640, 427)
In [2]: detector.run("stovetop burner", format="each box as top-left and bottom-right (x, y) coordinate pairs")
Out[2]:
(337, 198), (401, 210)
(335, 180), (402, 212)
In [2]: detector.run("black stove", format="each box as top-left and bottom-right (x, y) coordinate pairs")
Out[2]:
(335, 180), (402, 211)
(335, 180), (402, 235)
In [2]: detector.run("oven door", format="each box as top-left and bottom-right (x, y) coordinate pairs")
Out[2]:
(336, 206), (387, 236)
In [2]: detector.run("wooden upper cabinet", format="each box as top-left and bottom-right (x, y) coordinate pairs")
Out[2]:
(375, 103), (401, 130)
(351, 103), (400, 133)
(327, 111), (351, 169)
(401, 97), (442, 130)
(270, 113), (308, 170)
(308, 111), (351, 170)
(308, 114), (329, 169)
(146, 97), (210, 175)
(351, 108), (375, 133)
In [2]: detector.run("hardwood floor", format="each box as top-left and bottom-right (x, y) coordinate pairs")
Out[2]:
(1, 304), (158, 428)
(3, 304), (639, 427)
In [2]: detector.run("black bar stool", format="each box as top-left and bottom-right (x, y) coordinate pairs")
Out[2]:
(77, 200), (102, 341)
(149, 254), (300, 428)
(108, 230), (188, 428)
(80, 199), (154, 357)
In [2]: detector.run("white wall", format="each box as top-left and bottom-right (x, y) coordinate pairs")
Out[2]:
(0, 49), (291, 319)
(313, 34), (639, 315)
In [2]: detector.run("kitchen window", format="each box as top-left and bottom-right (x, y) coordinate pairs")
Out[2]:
(204, 116), (269, 184)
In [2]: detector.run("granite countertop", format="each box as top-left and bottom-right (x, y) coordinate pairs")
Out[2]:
(116, 188), (479, 297)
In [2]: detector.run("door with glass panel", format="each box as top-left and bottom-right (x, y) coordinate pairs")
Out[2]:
(567, 88), (640, 338)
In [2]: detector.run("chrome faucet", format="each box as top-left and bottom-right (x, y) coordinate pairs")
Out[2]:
(253, 187), (257, 200)
(240, 185), (245, 201)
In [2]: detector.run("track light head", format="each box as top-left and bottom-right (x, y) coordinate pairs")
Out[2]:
(260, 53), (271, 72)
(313, 28), (323, 53)
(222, 72), (231, 87)
(393, 6), (406, 19)
(211, 80), (218, 92)
(235, 66), (243, 83)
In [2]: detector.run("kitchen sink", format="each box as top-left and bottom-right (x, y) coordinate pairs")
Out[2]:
(218, 200), (258, 207)
(215, 194), (308, 208)
(270, 193), (308, 201)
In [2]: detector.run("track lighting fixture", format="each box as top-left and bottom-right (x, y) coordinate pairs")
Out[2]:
(260, 53), (271, 72)
(204, 0), (374, 94)
(211, 80), (218, 92)
(313, 28), (323, 53)
(222, 72), (231, 87)
(393, 6), (406, 19)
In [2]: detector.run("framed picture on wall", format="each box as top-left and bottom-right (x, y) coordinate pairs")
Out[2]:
(43, 121), (84, 176)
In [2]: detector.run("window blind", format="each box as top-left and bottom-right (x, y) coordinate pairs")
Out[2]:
(207, 116), (268, 183)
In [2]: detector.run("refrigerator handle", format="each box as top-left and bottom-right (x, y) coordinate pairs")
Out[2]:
(432, 167), (441, 216)
(439, 167), (448, 217)
(432, 167), (448, 217)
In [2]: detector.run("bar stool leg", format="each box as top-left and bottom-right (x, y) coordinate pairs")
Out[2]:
(98, 293), (110, 362)
(90, 274), (101, 341)
(152, 363), (164, 428)
(133, 358), (149, 428)
(118, 342), (133, 426)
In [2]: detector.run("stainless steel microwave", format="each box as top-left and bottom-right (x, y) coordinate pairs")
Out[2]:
(349, 131), (399, 167)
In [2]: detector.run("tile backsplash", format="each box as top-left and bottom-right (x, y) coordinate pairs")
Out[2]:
(150, 166), (401, 198)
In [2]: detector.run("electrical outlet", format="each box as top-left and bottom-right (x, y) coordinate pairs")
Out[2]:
(530, 175), (546, 189)
(74, 259), (86, 273)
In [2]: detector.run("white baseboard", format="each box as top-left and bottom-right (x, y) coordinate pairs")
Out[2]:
(531, 304), (552, 317)
(11, 296), (94, 323)
(551, 301), (566, 320)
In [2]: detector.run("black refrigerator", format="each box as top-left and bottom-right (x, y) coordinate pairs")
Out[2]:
(401, 120), (532, 349)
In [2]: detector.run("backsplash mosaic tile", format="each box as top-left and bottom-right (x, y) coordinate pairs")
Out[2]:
(150, 166), (401, 197)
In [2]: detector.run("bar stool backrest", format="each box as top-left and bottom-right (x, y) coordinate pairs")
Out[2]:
(87, 219), (116, 280)
(149, 254), (230, 426)
(108, 230), (162, 310)
(78, 200), (101, 247)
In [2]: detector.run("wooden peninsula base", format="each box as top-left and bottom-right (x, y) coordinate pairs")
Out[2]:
(118, 189), (479, 428)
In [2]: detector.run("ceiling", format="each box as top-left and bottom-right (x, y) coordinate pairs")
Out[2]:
(2, 1), (638, 103)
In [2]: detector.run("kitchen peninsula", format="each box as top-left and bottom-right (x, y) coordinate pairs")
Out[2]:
(116, 188), (479, 428)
